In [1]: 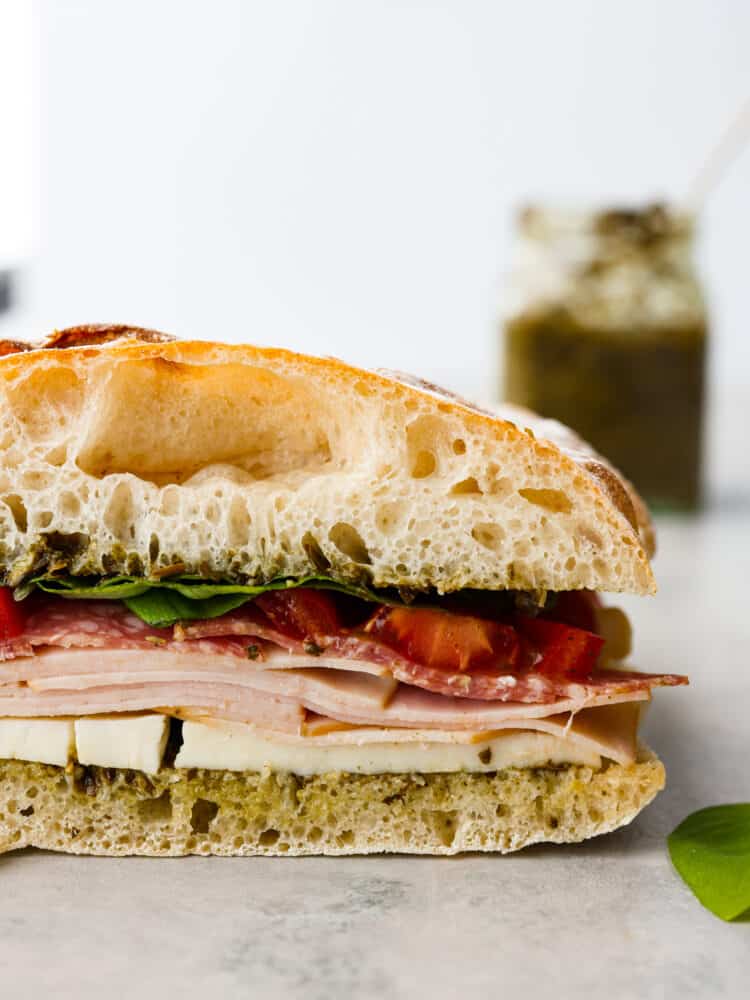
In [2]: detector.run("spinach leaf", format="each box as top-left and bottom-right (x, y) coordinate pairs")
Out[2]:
(668, 804), (750, 921)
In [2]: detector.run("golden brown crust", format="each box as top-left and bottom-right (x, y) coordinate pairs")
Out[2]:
(0, 339), (33, 358)
(581, 461), (639, 535)
(355, 366), (650, 555)
(490, 401), (656, 559)
(43, 323), (177, 350)
(0, 324), (175, 358)
(0, 324), (656, 593)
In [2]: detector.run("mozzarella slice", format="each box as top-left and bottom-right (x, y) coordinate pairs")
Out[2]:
(75, 714), (170, 774)
(0, 717), (75, 767)
(175, 719), (601, 774)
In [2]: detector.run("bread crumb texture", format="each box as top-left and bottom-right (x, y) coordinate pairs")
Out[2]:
(0, 751), (664, 856)
(0, 341), (653, 593)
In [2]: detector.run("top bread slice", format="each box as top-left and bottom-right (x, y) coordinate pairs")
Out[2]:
(0, 325), (655, 595)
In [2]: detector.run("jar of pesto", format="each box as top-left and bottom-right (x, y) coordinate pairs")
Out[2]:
(503, 204), (707, 510)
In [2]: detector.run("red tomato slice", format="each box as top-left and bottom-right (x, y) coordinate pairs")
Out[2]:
(514, 615), (604, 678)
(255, 589), (342, 641)
(364, 606), (521, 673)
(0, 587), (26, 641)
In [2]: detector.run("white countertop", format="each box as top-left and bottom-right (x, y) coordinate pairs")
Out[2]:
(2, 397), (749, 999)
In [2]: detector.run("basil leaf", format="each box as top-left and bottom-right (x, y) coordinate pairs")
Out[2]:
(123, 591), (251, 628)
(34, 576), (153, 599)
(30, 572), (391, 627)
(668, 804), (750, 921)
(26, 571), (515, 627)
(30, 572), (391, 606)
(163, 576), (319, 600)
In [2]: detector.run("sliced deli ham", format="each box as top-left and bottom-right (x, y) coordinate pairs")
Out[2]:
(185, 625), (685, 701)
(0, 582), (657, 767)
(0, 596), (687, 703)
(0, 591), (660, 759)
(291, 682), (650, 731)
(0, 638), (682, 711)
(21, 654), (398, 710)
(0, 648), (650, 731)
(0, 682), (304, 733)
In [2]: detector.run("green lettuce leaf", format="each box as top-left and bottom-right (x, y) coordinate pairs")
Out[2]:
(668, 804), (750, 921)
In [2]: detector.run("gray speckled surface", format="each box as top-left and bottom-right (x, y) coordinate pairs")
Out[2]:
(1, 403), (749, 999)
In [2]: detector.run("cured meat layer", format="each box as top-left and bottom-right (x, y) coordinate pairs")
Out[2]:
(0, 597), (687, 704)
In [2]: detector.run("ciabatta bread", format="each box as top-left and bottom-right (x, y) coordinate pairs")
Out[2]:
(0, 325), (654, 595)
(0, 749), (664, 856)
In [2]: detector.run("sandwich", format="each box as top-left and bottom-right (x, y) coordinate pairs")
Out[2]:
(0, 324), (686, 855)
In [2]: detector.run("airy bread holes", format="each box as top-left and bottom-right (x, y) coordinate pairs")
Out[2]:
(301, 532), (331, 572)
(59, 492), (81, 519)
(159, 487), (180, 517)
(190, 798), (219, 833)
(518, 488), (572, 514)
(406, 415), (448, 479)
(5, 365), (83, 440)
(137, 790), (173, 823)
(450, 477), (482, 496)
(228, 496), (251, 547)
(204, 501), (221, 525)
(411, 450), (436, 479)
(2, 494), (27, 532)
(328, 522), (371, 564)
(149, 534), (160, 561)
(104, 482), (135, 542)
(472, 523), (505, 551)
(375, 501), (406, 536)
(21, 470), (53, 490)
(431, 810), (459, 847)
(44, 443), (68, 467)
(580, 526), (604, 549)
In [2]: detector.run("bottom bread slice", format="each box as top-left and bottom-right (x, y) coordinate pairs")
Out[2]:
(0, 749), (664, 856)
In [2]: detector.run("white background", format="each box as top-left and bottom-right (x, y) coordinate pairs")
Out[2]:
(1, 0), (748, 395)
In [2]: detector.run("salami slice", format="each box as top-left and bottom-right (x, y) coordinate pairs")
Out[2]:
(0, 595), (688, 705)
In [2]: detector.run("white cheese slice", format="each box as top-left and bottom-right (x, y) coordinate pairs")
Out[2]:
(0, 717), (75, 767)
(75, 714), (170, 774)
(175, 719), (601, 774)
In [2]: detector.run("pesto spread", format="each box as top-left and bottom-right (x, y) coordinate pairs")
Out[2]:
(503, 204), (707, 509)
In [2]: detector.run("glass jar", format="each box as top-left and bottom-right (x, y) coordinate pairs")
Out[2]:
(502, 204), (707, 510)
